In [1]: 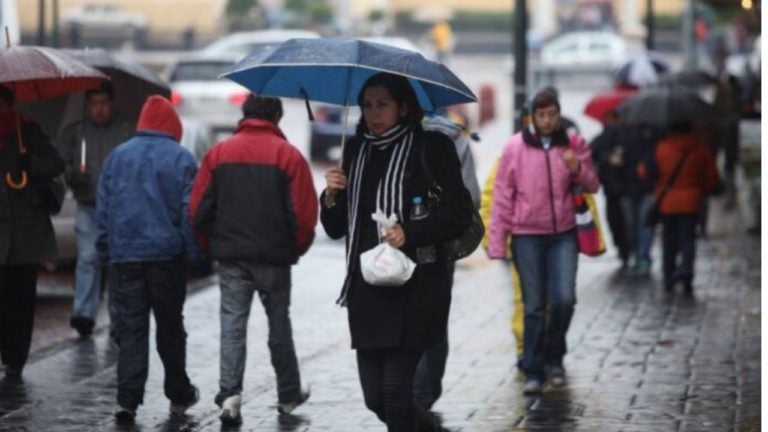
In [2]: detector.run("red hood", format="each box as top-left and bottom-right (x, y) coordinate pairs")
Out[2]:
(137, 95), (182, 142)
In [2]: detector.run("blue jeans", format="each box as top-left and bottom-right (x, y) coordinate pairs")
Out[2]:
(661, 214), (698, 289)
(620, 195), (656, 267)
(512, 230), (578, 381)
(216, 261), (301, 405)
(72, 206), (103, 320)
(111, 259), (195, 409)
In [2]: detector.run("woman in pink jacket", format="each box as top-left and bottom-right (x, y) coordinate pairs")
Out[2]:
(488, 90), (599, 394)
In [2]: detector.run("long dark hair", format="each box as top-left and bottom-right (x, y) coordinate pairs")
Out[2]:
(355, 72), (424, 135)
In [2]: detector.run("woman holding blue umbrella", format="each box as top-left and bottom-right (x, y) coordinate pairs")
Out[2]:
(321, 72), (473, 431)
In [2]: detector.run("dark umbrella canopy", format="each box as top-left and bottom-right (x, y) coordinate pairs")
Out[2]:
(0, 45), (106, 101)
(17, 48), (169, 138)
(222, 37), (476, 111)
(658, 70), (717, 88)
(618, 85), (716, 126)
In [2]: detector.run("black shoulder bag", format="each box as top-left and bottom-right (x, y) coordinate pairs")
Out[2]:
(419, 142), (485, 262)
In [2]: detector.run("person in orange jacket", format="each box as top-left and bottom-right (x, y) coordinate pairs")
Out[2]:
(654, 121), (720, 295)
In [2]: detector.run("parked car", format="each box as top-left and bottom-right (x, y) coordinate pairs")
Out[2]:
(51, 116), (214, 266)
(308, 36), (423, 163)
(539, 31), (627, 72)
(164, 54), (246, 139)
(198, 29), (321, 59)
(62, 3), (149, 48)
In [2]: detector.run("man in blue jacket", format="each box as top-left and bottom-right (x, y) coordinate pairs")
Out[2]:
(96, 95), (200, 423)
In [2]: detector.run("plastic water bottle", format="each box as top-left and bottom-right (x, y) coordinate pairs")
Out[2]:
(410, 196), (437, 263)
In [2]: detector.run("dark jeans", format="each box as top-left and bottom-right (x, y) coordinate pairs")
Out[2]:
(512, 230), (578, 381)
(412, 263), (454, 410)
(0, 265), (38, 371)
(605, 194), (630, 263)
(620, 194), (656, 267)
(216, 261), (301, 405)
(357, 348), (436, 432)
(661, 214), (698, 290)
(111, 259), (194, 410)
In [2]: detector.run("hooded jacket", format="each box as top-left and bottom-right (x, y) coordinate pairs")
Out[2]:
(654, 132), (719, 215)
(488, 127), (599, 259)
(189, 118), (317, 265)
(95, 96), (199, 263)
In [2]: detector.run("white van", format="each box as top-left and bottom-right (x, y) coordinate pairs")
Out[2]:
(0, 0), (20, 46)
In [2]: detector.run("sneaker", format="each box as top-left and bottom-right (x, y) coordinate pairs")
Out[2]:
(219, 395), (242, 425)
(70, 315), (95, 337)
(170, 385), (199, 416)
(523, 379), (543, 395)
(277, 387), (310, 415)
(114, 405), (136, 424)
(548, 365), (566, 387)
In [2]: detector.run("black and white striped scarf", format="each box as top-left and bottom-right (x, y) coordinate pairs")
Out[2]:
(338, 123), (414, 305)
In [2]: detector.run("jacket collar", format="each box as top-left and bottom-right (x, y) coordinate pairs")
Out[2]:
(236, 118), (286, 140)
(522, 124), (569, 149)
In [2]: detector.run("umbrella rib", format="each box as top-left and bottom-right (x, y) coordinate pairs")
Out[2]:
(223, 62), (477, 102)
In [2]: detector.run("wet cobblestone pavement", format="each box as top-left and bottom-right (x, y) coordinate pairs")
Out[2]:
(0, 196), (760, 432)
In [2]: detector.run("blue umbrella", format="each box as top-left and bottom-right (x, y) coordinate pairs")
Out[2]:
(221, 37), (477, 112)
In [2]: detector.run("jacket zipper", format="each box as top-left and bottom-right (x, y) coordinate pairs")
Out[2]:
(544, 148), (557, 234)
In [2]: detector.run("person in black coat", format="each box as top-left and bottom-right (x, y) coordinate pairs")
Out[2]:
(0, 86), (65, 378)
(321, 73), (473, 431)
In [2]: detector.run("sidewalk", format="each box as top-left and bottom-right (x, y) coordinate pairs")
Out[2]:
(0, 195), (760, 431)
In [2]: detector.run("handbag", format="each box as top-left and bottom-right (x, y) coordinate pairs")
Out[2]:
(419, 143), (485, 263)
(38, 174), (67, 215)
(644, 151), (691, 227)
(572, 191), (606, 256)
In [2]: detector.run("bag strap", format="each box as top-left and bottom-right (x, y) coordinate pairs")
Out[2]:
(656, 150), (691, 204)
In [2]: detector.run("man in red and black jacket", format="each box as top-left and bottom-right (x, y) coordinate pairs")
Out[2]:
(189, 95), (317, 425)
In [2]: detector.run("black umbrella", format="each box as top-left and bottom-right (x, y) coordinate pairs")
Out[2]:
(18, 48), (169, 138)
(658, 70), (717, 88)
(618, 85), (716, 126)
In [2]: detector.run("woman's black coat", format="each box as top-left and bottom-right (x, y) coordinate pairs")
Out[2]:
(320, 126), (474, 351)
(0, 121), (65, 265)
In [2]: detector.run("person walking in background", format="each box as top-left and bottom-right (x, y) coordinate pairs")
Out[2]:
(56, 81), (133, 337)
(189, 95), (316, 425)
(96, 95), (200, 423)
(412, 111), (480, 412)
(321, 72), (473, 430)
(0, 86), (65, 378)
(430, 20), (454, 64)
(620, 124), (662, 276)
(488, 89), (598, 394)
(590, 109), (631, 269)
(654, 122), (720, 296)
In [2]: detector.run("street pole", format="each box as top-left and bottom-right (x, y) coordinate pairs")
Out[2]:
(37, 0), (46, 46)
(645, 0), (655, 50)
(51, 0), (60, 47)
(513, 0), (527, 132)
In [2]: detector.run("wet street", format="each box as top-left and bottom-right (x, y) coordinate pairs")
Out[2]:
(0, 55), (761, 431)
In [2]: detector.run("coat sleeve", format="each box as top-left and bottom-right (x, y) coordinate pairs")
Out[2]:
(95, 153), (113, 263)
(178, 152), (201, 262)
(488, 140), (516, 259)
(26, 123), (64, 181)
(188, 147), (216, 251)
(402, 132), (474, 248)
(570, 135), (599, 193)
(701, 145), (720, 192)
(285, 147), (318, 256)
(479, 158), (498, 250)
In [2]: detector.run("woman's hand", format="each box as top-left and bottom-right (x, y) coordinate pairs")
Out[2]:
(324, 167), (348, 206)
(562, 149), (581, 174)
(382, 224), (406, 248)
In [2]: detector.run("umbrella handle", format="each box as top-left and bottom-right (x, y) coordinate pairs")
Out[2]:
(5, 171), (28, 190)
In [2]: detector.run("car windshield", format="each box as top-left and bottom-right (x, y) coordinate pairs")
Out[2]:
(170, 61), (232, 82)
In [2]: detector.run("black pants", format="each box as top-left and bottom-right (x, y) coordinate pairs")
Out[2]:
(661, 215), (698, 290)
(605, 194), (629, 263)
(111, 259), (194, 409)
(357, 348), (437, 431)
(0, 265), (38, 371)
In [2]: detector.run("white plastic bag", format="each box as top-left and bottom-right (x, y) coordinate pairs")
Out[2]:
(359, 211), (416, 286)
